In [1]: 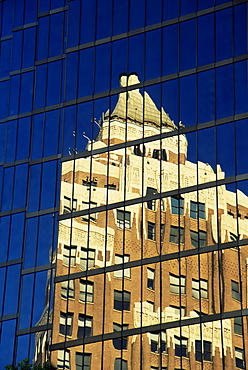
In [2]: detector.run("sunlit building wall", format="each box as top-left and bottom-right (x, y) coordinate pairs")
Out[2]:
(0, 1), (247, 369)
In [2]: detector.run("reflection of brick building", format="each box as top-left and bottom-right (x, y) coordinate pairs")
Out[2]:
(37, 74), (248, 370)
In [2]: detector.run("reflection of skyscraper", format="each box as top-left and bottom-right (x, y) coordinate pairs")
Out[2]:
(0, 1), (248, 369)
(33, 74), (248, 369)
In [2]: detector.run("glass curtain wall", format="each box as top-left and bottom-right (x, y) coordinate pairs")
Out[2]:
(0, 0), (247, 369)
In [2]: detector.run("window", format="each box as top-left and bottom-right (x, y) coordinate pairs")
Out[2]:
(113, 323), (128, 350)
(234, 317), (243, 335)
(152, 149), (167, 161)
(114, 254), (130, 278)
(148, 222), (155, 240)
(174, 336), (187, 357)
(114, 359), (128, 370)
(80, 248), (95, 271)
(171, 196), (184, 215)
(235, 347), (245, 369)
(82, 201), (97, 221)
(114, 290), (130, 311)
(195, 340), (211, 361)
(116, 210), (131, 229)
(57, 350), (70, 369)
(76, 353), (91, 370)
(170, 274), (186, 294)
(59, 312), (73, 336)
(169, 226), (184, 243)
(63, 197), (77, 214)
(63, 196), (71, 214)
(150, 331), (166, 354)
(104, 183), (116, 190)
(61, 280), (74, 299)
(190, 230), (207, 248)
(77, 314), (92, 338)
(232, 280), (241, 301)
(169, 305), (186, 317)
(82, 177), (97, 187)
(192, 279), (208, 299)
(190, 201), (205, 219)
(80, 280), (94, 303)
(146, 187), (157, 210)
(134, 144), (145, 156)
(63, 245), (77, 266)
(147, 268), (155, 290)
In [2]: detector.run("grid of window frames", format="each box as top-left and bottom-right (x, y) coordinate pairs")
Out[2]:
(0, 0), (247, 369)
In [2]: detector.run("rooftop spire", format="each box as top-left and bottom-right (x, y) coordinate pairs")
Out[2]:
(106, 73), (176, 129)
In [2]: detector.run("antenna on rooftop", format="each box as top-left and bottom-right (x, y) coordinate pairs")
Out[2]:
(72, 148), (78, 154)
(91, 117), (101, 129)
(68, 148), (72, 155)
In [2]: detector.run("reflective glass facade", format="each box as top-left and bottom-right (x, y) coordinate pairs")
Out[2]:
(0, 0), (248, 369)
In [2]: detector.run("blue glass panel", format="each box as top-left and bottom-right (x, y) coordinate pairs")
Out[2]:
(180, 75), (196, 125)
(66, 52), (78, 101)
(13, 165), (28, 209)
(111, 39), (128, 90)
(46, 61), (62, 106)
(235, 61), (248, 115)
(78, 48), (94, 98)
(20, 72), (34, 113)
(80, 0), (96, 44)
(4, 264), (21, 315)
(0, 81), (9, 119)
(0, 319), (16, 365)
(236, 119), (248, 176)
(163, 0), (178, 21)
(198, 70), (215, 124)
(12, 31), (23, 71)
(128, 34), (144, 81)
(198, 127), (215, 169)
(51, 0), (65, 8)
(49, 12), (64, 57)
(8, 213), (25, 260)
(145, 30), (161, 80)
(37, 214), (54, 265)
(197, 0), (214, 10)
(113, 0), (128, 35)
(217, 123), (235, 178)
(5, 120), (17, 163)
(22, 27), (36, 69)
(38, 0), (50, 13)
(67, 0), (80, 48)
(24, 218), (38, 269)
(198, 14), (214, 67)
(62, 106), (77, 156)
(43, 110), (60, 157)
(0, 267), (6, 312)
(19, 274), (34, 329)
(0, 39), (11, 77)
(180, 0), (196, 16)
(95, 44), (111, 94)
(96, 0), (112, 39)
(40, 161), (57, 210)
(216, 0), (228, 4)
(129, 0), (145, 30)
(234, 4), (247, 57)
(1, 167), (14, 211)
(14, 0), (24, 27)
(0, 123), (6, 162)
(216, 65), (234, 119)
(162, 79), (178, 125)
(162, 24), (179, 75)
(16, 117), (31, 160)
(0, 216), (10, 262)
(34, 64), (47, 109)
(180, 19), (196, 71)
(37, 17), (49, 60)
(28, 164), (41, 212)
(9, 75), (20, 116)
(31, 114), (44, 159)
(32, 271), (49, 326)
(216, 8), (233, 62)
(1, 1), (14, 37)
(24, 0), (37, 24)
(146, 0), (162, 25)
